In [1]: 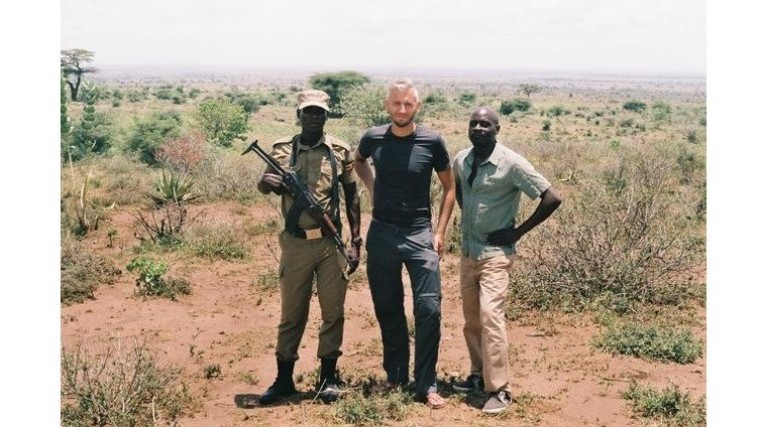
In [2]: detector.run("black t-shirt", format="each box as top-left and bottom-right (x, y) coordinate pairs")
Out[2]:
(358, 124), (451, 227)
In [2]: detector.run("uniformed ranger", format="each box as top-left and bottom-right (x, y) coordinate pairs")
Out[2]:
(256, 89), (361, 404)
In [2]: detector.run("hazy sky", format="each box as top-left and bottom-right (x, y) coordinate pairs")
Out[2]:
(61, 0), (705, 76)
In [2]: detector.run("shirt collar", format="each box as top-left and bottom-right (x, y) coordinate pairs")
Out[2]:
(465, 142), (504, 167)
(296, 134), (331, 151)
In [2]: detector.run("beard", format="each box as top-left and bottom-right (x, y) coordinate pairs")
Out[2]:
(391, 111), (416, 128)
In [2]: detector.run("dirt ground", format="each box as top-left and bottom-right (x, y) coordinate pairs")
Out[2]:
(61, 201), (706, 426)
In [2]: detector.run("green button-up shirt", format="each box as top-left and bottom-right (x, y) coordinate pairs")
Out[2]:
(453, 143), (551, 260)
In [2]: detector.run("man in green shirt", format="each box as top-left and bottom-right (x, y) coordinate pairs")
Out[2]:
(451, 107), (562, 414)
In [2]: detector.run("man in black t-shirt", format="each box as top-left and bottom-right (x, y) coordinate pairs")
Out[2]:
(354, 78), (456, 409)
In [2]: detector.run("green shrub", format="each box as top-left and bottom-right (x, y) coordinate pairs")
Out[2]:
(547, 105), (570, 117)
(499, 100), (515, 116)
(622, 382), (705, 426)
(513, 98), (532, 111)
(192, 98), (249, 147)
(126, 257), (190, 299)
(68, 83), (114, 161)
(154, 85), (174, 100)
(61, 340), (197, 426)
(541, 120), (551, 131)
(309, 71), (371, 117)
(225, 92), (262, 114)
(126, 111), (183, 165)
(652, 101), (672, 121)
(61, 77), (71, 136)
(61, 242), (121, 305)
(126, 90), (146, 103)
(623, 100), (647, 112)
(423, 90), (447, 104)
(458, 91), (477, 103)
(594, 323), (703, 363)
(342, 85), (388, 127)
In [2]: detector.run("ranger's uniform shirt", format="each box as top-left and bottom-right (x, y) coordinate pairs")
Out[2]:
(269, 134), (355, 230)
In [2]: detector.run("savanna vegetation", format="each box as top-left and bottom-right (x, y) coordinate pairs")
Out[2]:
(60, 54), (706, 426)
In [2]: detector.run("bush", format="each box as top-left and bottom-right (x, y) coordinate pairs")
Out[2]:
(501, 97), (532, 115)
(126, 111), (183, 166)
(225, 92), (262, 114)
(309, 71), (371, 117)
(67, 83), (114, 161)
(623, 100), (647, 112)
(61, 241), (121, 305)
(61, 340), (197, 426)
(514, 148), (703, 313)
(499, 100), (515, 116)
(154, 85), (174, 100)
(342, 85), (388, 127)
(193, 148), (264, 201)
(99, 155), (155, 206)
(458, 91), (477, 103)
(547, 105), (570, 117)
(622, 382), (705, 426)
(155, 131), (206, 174)
(423, 90), (447, 104)
(192, 98), (249, 147)
(652, 101), (672, 121)
(126, 90), (145, 103)
(126, 257), (191, 299)
(594, 323), (703, 363)
(185, 222), (248, 260)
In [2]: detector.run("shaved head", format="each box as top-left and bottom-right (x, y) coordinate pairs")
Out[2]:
(471, 107), (499, 125)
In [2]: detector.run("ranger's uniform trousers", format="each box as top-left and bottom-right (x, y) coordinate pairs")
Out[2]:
(275, 230), (348, 362)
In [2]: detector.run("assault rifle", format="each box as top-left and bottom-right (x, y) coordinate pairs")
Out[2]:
(242, 140), (352, 267)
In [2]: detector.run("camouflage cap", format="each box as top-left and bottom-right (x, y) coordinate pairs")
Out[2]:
(297, 89), (330, 112)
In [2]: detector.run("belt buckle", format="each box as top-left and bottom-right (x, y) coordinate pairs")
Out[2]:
(305, 228), (323, 240)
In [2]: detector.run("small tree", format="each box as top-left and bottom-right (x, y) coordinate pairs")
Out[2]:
(61, 77), (71, 137)
(500, 98), (532, 116)
(342, 85), (388, 127)
(309, 71), (371, 117)
(69, 82), (113, 161)
(499, 100), (515, 116)
(61, 49), (97, 101)
(517, 83), (542, 97)
(192, 98), (249, 147)
(127, 111), (183, 165)
(623, 100), (647, 113)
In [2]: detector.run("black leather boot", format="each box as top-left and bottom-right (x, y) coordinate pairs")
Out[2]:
(259, 359), (297, 405)
(317, 357), (342, 404)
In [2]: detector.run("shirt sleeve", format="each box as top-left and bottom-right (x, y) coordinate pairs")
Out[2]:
(432, 135), (452, 172)
(509, 157), (551, 200)
(357, 133), (372, 160)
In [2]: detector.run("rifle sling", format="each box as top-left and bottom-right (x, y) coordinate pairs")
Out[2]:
(284, 135), (341, 236)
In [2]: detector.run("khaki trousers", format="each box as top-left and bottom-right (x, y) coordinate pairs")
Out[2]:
(460, 253), (516, 393)
(275, 231), (348, 362)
